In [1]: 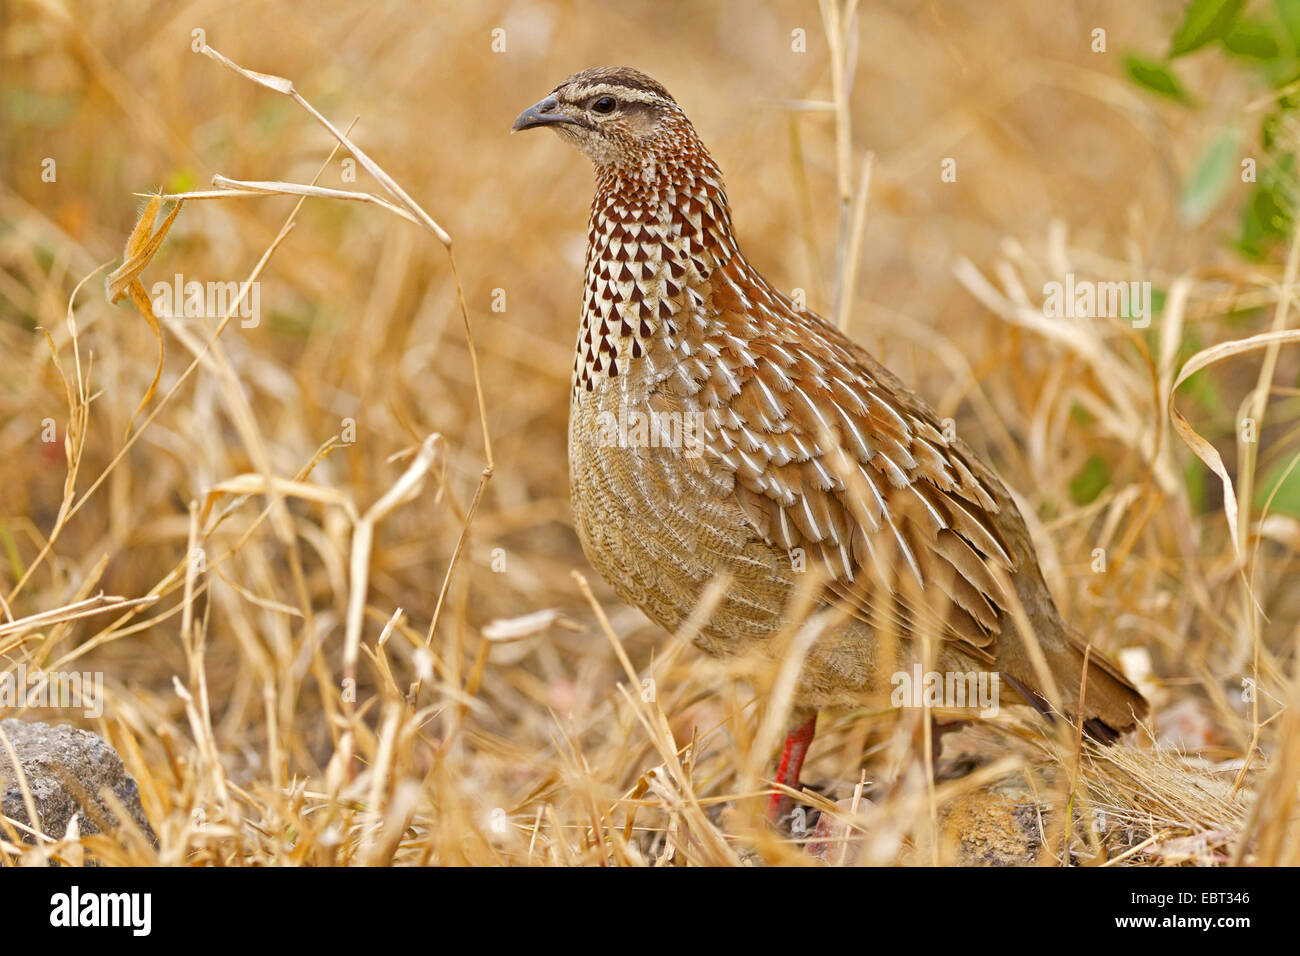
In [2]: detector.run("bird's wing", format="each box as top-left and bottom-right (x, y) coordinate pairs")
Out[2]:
(649, 268), (1017, 660)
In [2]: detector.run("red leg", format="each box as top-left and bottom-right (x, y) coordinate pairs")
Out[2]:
(767, 712), (818, 820)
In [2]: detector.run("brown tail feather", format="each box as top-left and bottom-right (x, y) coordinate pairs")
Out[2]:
(1000, 638), (1147, 745)
(1062, 629), (1147, 737)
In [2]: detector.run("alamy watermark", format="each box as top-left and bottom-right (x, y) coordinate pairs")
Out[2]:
(891, 663), (1000, 717)
(49, 886), (150, 936)
(0, 665), (104, 718)
(150, 273), (260, 328)
(1042, 273), (1151, 329)
(593, 405), (707, 458)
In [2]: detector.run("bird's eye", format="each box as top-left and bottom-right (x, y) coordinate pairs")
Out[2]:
(591, 96), (617, 114)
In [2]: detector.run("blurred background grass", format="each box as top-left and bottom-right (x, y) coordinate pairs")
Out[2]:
(1, 0), (1298, 864)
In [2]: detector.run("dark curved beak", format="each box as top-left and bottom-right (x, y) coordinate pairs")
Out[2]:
(511, 96), (580, 133)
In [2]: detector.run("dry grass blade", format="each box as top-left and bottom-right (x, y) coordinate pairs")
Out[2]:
(0, 594), (157, 639)
(1168, 327), (1300, 559)
(104, 194), (184, 438)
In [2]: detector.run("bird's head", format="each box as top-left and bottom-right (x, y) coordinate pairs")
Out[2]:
(511, 67), (694, 171)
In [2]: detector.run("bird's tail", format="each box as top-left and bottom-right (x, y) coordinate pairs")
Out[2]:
(1001, 631), (1147, 743)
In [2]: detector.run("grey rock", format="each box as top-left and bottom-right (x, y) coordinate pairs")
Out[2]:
(0, 718), (155, 845)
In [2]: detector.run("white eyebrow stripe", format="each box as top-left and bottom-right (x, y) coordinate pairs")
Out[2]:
(565, 84), (666, 107)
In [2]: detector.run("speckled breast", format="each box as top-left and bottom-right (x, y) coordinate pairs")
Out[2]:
(567, 373), (785, 653)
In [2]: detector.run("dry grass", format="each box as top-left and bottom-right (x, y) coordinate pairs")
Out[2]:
(1, 0), (1298, 865)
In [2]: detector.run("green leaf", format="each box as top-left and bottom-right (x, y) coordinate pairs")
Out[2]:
(1124, 54), (1193, 103)
(1070, 454), (1112, 506)
(1069, 402), (1096, 427)
(1180, 128), (1242, 224)
(1262, 110), (1282, 150)
(269, 309), (320, 337)
(1170, 0), (1246, 56)
(1180, 367), (1223, 414)
(1254, 178), (1293, 235)
(1255, 456), (1300, 517)
(1222, 19), (1282, 58)
(1236, 196), (1271, 258)
(1235, 151), (1296, 255)
(165, 167), (198, 195)
(1275, 0), (1300, 54)
(1273, 65), (1300, 105)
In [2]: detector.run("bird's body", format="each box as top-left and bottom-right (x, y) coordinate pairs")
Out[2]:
(514, 67), (1146, 807)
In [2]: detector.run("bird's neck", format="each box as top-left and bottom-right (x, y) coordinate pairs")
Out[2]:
(574, 148), (741, 395)
(591, 140), (728, 210)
